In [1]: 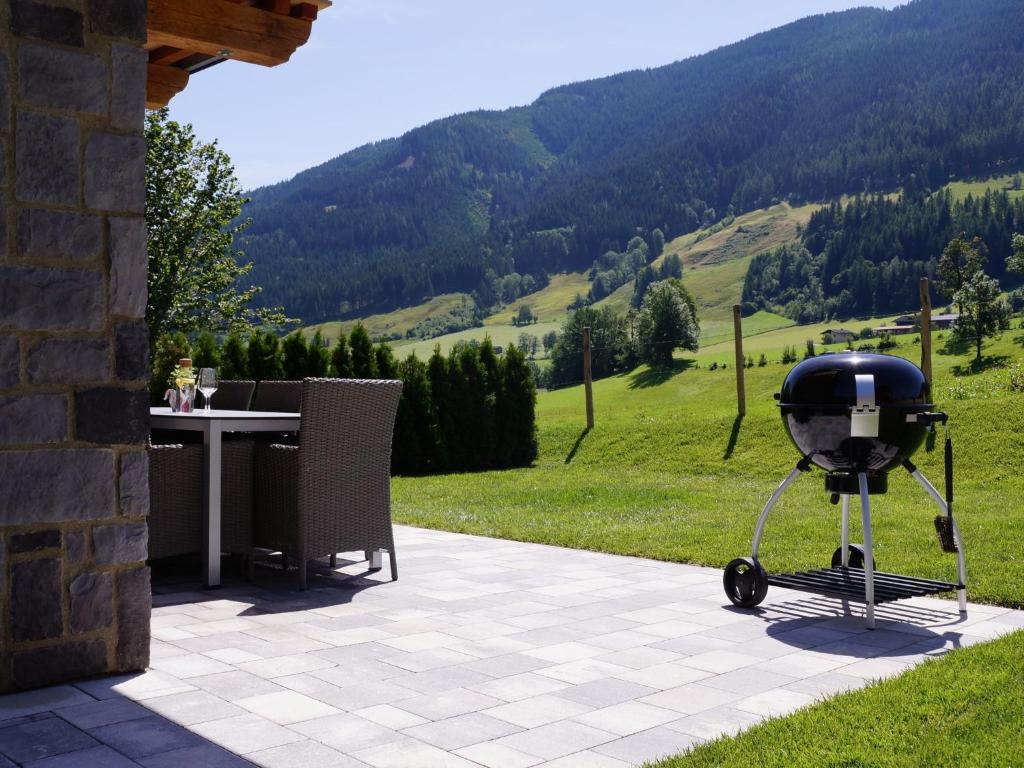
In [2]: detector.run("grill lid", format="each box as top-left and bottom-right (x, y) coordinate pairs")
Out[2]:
(778, 352), (932, 412)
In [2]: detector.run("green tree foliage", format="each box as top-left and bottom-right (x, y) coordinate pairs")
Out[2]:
(191, 331), (220, 370)
(145, 109), (286, 345)
(938, 236), (986, 315)
(247, 329), (284, 381)
(632, 253), (684, 308)
(651, 228), (666, 259)
(636, 280), (699, 366)
(1008, 233), (1024, 274)
(549, 307), (631, 387)
(374, 344), (399, 379)
(744, 191), (1024, 320)
(588, 237), (650, 302)
(392, 354), (433, 474)
(150, 332), (190, 403)
(219, 333), (249, 380)
(281, 332), (310, 381)
(514, 305), (535, 326)
(426, 348), (453, 471)
(240, 0), (1024, 324)
(330, 332), (353, 377)
(498, 344), (539, 466)
(542, 330), (559, 354)
(804, 339), (816, 359)
(954, 270), (1010, 362)
(349, 325), (378, 378)
(305, 331), (331, 377)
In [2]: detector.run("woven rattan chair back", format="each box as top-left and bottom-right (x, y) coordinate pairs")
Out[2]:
(213, 379), (256, 411)
(252, 380), (302, 412)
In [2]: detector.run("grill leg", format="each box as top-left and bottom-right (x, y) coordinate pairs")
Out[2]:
(907, 467), (968, 614)
(840, 494), (851, 567)
(857, 472), (875, 630)
(751, 465), (805, 560)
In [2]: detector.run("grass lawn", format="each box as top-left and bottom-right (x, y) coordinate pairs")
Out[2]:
(392, 327), (1024, 609)
(649, 628), (1024, 768)
(302, 292), (473, 343)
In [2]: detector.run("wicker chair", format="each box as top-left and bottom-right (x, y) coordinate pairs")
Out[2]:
(147, 442), (254, 565)
(253, 378), (403, 588)
(252, 380), (302, 412)
(208, 379), (256, 411)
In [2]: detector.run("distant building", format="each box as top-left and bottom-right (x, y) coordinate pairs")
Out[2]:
(822, 328), (857, 344)
(873, 325), (916, 335)
(931, 313), (959, 329)
(893, 314), (917, 327)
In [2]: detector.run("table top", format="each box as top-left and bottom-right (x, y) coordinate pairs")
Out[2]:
(150, 408), (300, 430)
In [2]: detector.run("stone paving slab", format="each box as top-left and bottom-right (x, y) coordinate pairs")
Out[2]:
(1, 525), (1021, 767)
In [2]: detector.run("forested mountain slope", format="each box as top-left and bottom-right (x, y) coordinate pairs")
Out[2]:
(242, 0), (1024, 323)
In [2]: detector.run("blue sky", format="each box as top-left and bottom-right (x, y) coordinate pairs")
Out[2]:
(170, 0), (901, 190)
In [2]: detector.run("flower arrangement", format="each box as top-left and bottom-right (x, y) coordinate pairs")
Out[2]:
(165, 359), (196, 412)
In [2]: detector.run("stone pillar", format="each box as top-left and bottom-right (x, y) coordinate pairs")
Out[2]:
(0, 0), (150, 692)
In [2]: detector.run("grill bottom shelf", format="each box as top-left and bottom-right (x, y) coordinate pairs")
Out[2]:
(767, 567), (958, 604)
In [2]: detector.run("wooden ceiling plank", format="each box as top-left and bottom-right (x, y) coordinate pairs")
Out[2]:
(291, 3), (317, 21)
(147, 63), (190, 108)
(149, 45), (194, 65)
(148, 0), (312, 68)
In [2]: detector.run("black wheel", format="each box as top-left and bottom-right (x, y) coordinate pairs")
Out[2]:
(723, 557), (769, 608)
(831, 544), (875, 569)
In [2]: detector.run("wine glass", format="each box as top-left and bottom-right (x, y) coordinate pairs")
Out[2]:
(198, 368), (218, 413)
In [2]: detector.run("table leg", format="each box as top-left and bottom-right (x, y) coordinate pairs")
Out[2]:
(202, 422), (223, 588)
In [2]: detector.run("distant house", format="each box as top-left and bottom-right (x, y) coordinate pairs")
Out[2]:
(893, 314), (917, 327)
(932, 313), (959, 329)
(822, 328), (856, 344)
(874, 325), (916, 335)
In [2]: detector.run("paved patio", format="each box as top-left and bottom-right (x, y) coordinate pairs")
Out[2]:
(2, 526), (1021, 767)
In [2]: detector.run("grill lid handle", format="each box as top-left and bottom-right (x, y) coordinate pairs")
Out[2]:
(851, 374), (880, 437)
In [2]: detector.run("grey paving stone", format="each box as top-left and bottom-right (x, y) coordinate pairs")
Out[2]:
(0, 717), (97, 763)
(89, 716), (204, 759)
(402, 712), (521, 751)
(23, 745), (140, 768)
(553, 678), (658, 709)
(492, 719), (617, 761)
(57, 698), (150, 730)
(0, 686), (95, 722)
(592, 725), (704, 764)
(290, 713), (404, 754)
(140, 690), (246, 727)
(189, 671), (286, 700)
(138, 744), (253, 768)
(245, 739), (370, 768)
(190, 714), (304, 755)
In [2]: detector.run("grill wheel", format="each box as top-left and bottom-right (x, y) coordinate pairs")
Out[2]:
(831, 544), (875, 570)
(723, 557), (768, 608)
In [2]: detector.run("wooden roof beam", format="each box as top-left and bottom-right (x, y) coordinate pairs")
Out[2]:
(147, 63), (190, 109)
(148, 0), (313, 69)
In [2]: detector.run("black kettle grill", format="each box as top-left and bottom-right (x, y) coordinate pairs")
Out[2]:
(723, 352), (967, 629)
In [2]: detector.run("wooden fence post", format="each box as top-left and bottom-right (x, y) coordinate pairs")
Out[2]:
(733, 305), (746, 417)
(583, 326), (594, 429)
(919, 277), (932, 386)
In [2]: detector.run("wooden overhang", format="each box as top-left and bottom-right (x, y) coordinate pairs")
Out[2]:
(146, 0), (331, 109)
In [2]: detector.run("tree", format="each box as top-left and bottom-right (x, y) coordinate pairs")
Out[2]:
(426, 347), (453, 471)
(374, 344), (399, 379)
(1008, 233), (1024, 275)
(145, 109), (287, 346)
(636, 280), (699, 366)
(549, 307), (631, 386)
(219, 333), (248, 380)
(515, 305), (535, 326)
(937, 235), (985, 313)
(150, 332), (190, 402)
(497, 344), (538, 467)
(953, 270), (1010, 363)
(650, 228), (666, 259)
(281, 332), (309, 381)
(542, 331), (558, 355)
(247, 329), (284, 381)
(191, 331), (220, 370)
(349, 325), (377, 378)
(305, 330), (331, 377)
(518, 333), (538, 358)
(392, 354), (433, 475)
(331, 332), (353, 377)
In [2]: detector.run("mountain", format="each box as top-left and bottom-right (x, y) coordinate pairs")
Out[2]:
(241, 0), (1024, 324)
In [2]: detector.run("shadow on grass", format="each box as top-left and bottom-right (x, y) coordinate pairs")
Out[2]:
(937, 334), (971, 357)
(565, 427), (591, 464)
(951, 354), (1010, 376)
(722, 414), (744, 460)
(628, 358), (694, 389)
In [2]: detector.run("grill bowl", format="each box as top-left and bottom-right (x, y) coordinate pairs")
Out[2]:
(777, 352), (932, 473)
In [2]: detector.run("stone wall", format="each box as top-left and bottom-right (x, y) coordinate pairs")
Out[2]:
(0, 0), (150, 692)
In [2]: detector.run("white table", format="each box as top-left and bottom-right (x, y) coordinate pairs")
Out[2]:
(150, 407), (300, 588)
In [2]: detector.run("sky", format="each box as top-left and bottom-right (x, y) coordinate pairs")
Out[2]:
(169, 0), (903, 190)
